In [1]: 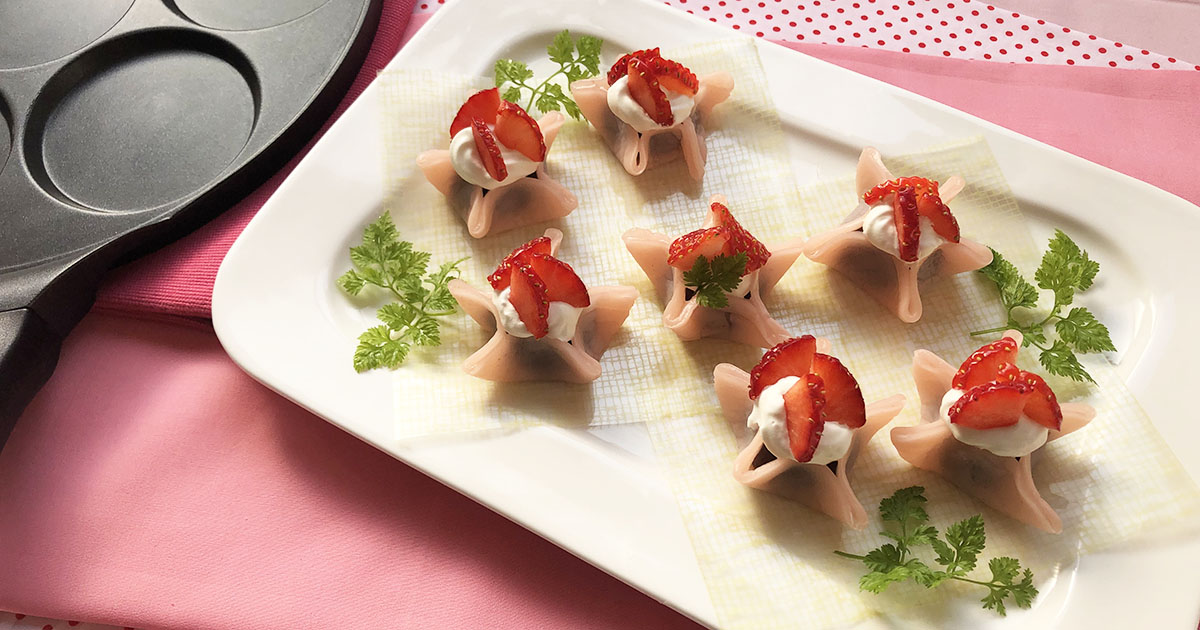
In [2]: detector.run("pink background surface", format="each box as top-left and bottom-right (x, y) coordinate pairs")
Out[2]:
(3, 1), (1199, 629)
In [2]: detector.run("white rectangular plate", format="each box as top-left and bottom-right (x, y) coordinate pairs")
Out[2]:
(213, 0), (1200, 627)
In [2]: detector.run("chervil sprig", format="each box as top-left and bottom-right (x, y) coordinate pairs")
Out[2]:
(835, 486), (1038, 616)
(494, 29), (603, 120)
(337, 213), (467, 372)
(682, 252), (748, 309)
(970, 230), (1115, 383)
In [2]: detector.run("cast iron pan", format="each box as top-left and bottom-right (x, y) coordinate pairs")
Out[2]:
(0, 0), (382, 446)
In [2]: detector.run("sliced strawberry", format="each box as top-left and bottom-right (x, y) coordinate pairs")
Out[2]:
(626, 57), (674, 127)
(952, 337), (1020, 390)
(488, 236), (552, 291)
(607, 47), (661, 85)
(892, 185), (921, 262)
(450, 88), (501, 137)
(1018, 371), (1063, 430)
(863, 176), (939, 205)
(863, 179), (897, 205)
(508, 261), (549, 338)
(783, 374), (826, 462)
(948, 381), (1033, 430)
(647, 56), (698, 96)
(809, 353), (866, 429)
(749, 335), (818, 400)
(471, 117), (507, 183)
(711, 202), (771, 273)
(667, 226), (731, 270)
(526, 252), (590, 308)
(916, 191), (960, 242)
(495, 100), (546, 161)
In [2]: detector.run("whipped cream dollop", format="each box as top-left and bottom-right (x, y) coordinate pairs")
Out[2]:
(862, 203), (947, 261)
(606, 75), (695, 133)
(449, 126), (539, 189)
(748, 376), (854, 466)
(492, 287), (584, 342)
(939, 389), (1048, 457)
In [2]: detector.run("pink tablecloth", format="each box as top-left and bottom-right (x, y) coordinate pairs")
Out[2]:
(3, 1), (1199, 629)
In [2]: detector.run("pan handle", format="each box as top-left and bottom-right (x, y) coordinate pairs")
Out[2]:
(0, 308), (60, 448)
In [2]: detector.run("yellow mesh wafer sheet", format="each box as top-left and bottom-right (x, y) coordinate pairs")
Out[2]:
(643, 137), (1200, 629)
(377, 39), (789, 438)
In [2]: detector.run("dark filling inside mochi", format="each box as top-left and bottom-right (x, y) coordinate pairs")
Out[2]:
(751, 444), (777, 470)
(750, 444), (840, 475)
(479, 171), (540, 198)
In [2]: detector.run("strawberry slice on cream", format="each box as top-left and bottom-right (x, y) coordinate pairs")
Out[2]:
(716, 337), (906, 530)
(447, 229), (637, 384)
(892, 331), (1096, 533)
(418, 89), (577, 239)
(802, 147), (993, 323)
(570, 48), (732, 181)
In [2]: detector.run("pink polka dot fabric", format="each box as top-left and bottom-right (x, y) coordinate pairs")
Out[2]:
(418, 0), (1198, 70)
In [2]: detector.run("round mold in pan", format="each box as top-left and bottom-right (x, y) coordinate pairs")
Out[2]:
(0, 96), (12, 176)
(170, 0), (332, 31)
(23, 29), (260, 214)
(0, 0), (136, 70)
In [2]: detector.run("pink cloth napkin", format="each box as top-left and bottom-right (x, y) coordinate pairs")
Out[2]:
(786, 41), (1200, 206)
(0, 313), (698, 630)
(4, 27), (1200, 630)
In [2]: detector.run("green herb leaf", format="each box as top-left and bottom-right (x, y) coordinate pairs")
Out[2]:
(879, 485), (929, 526)
(494, 58), (534, 87)
(535, 83), (565, 115)
(836, 486), (1038, 616)
(547, 29), (576, 66)
(973, 230), (1112, 383)
(337, 270), (367, 296)
(940, 515), (985, 575)
(978, 248), (1038, 310)
(1034, 229), (1099, 303)
(494, 30), (602, 120)
(682, 253), (748, 309)
(859, 565), (913, 594)
(338, 214), (467, 372)
(353, 325), (410, 372)
(979, 557), (1037, 616)
(500, 86), (522, 104)
(1039, 339), (1095, 383)
(1055, 307), (1116, 353)
(575, 34), (603, 74)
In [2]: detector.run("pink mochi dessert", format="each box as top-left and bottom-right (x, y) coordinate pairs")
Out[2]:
(570, 47), (732, 181)
(892, 333), (1096, 533)
(715, 335), (906, 529)
(418, 88), (578, 239)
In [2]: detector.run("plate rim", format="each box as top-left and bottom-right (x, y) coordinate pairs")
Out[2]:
(213, 0), (1200, 628)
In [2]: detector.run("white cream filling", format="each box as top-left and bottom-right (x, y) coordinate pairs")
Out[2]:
(449, 125), (540, 190)
(492, 287), (584, 342)
(748, 376), (854, 466)
(862, 203), (948, 261)
(940, 389), (1048, 457)
(606, 75), (695, 133)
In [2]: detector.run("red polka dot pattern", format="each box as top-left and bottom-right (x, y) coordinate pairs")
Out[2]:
(414, 0), (1196, 70)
